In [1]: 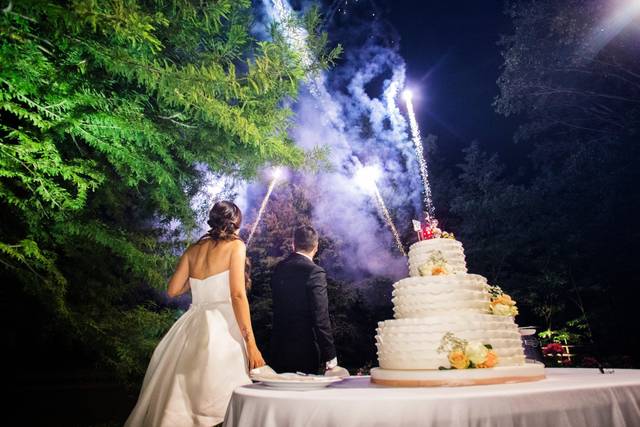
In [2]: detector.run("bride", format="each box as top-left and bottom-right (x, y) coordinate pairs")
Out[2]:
(125, 201), (266, 427)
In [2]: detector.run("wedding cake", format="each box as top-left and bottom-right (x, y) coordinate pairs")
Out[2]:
(370, 226), (545, 387)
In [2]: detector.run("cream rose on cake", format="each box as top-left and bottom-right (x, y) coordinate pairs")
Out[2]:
(437, 332), (500, 369)
(465, 342), (489, 365)
(492, 303), (514, 316)
(417, 250), (449, 276)
(486, 285), (519, 317)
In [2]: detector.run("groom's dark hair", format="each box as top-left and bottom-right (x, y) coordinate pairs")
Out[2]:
(293, 225), (319, 252)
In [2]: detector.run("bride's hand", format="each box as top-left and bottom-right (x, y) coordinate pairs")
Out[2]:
(247, 343), (266, 370)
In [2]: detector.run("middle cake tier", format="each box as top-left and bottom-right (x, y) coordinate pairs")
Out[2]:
(392, 274), (490, 319)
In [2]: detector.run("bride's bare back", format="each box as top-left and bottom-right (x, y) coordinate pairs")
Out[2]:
(167, 238), (242, 297)
(187, 239), (235, 280)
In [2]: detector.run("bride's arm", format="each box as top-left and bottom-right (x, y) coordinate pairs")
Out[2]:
(229, 240), (265, 369)
(167, 252), (190, 298)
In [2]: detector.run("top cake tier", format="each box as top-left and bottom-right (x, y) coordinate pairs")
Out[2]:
(408, 238), (467, 277)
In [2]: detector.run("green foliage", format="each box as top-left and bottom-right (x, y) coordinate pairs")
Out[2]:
(539, 326), (583, 346)
(538, 316), (591, 349)
(298, 5), (343, 72)
(99, 305), (180, 380)
(496, 0), (640, 143)
(0, 0), (338, 384)
(446, 142), (537, 288)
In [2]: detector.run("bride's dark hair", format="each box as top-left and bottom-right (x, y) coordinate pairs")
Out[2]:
(206, 200), (243, 241)
(199, 201), (251, 290)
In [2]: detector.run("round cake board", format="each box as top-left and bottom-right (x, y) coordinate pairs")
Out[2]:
(370, 363), (545, 387)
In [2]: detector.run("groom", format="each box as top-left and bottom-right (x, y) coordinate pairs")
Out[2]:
(269, 225), (338, 375)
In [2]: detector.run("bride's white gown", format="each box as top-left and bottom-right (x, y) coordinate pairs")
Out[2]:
(125, 271), (251, 427)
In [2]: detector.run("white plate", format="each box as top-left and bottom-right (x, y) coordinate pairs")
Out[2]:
(256, 376), (343, 390)
(249, 366), (345, 390)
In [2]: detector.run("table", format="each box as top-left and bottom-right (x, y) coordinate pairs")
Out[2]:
(224, 368), (640, 427)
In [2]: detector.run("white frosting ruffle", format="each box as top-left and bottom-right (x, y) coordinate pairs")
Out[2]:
(392, 274), (491, 319)
(408, 238), (467, 276)
(376, 314), (524, 369)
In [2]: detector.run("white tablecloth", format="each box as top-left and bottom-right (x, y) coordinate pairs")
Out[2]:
(224, 368), (640, 427)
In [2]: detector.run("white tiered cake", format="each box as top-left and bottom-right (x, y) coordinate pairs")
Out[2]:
(371, 237), (545, 387)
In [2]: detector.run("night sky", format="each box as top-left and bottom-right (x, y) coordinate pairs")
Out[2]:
(323, 0), (525, 163)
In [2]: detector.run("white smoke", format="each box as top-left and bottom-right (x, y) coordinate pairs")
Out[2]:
(247, 0), (429, 279)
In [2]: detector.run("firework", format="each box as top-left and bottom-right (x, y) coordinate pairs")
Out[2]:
(354, 166), (406, 256)
(403, 89), (435, 223)
(247, 168), (282, 246)
(268, 0), (324, 97)
(270, 0), (312, 69)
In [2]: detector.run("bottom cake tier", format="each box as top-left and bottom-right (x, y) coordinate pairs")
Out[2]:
(376, 314), (526, 370)
(370, 363), (545, 387)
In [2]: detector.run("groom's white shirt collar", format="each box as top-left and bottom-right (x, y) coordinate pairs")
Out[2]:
(295, 251), (314, 262)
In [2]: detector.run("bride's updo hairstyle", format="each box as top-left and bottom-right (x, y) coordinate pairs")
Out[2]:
(206, 200), (242, 241)
(200, 200), (251, 289)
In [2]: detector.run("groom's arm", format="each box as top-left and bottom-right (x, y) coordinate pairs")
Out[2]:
(306, 267), (337, 364)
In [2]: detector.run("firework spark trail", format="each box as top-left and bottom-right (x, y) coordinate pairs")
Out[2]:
(372, 183), (406, 256)
(266, 0), (347, 132)
(271, 0), (312, 68)
(265, 0), (413, 270)
(270, 0), (322, 97)
(246, 173), (280, 246)
(403, 90), (435, 222)
(355, 166), (406, 256)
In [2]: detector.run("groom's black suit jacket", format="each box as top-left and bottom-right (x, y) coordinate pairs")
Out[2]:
(269, 253), (336, 374)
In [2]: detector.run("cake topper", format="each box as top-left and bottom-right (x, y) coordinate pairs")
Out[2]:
(412, 218), (456, 241)
(412, 219), (422, 241)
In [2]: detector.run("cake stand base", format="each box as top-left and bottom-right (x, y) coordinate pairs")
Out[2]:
(370, 363), (545, 387)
